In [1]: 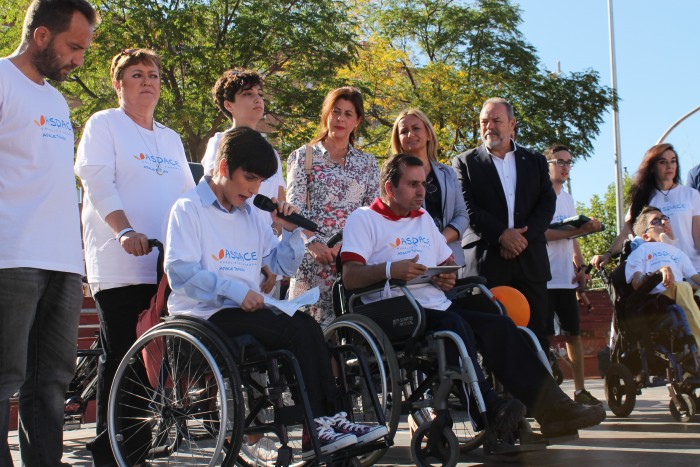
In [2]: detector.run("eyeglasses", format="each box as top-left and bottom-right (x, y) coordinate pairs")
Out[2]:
(548, 159), (573, 167)
(425, 177), (437, 194)
(644, 215), (670, 232)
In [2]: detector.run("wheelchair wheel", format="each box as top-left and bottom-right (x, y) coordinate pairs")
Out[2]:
(109, 325), (244, 466)
(325, 313), (401, 466)
(410, 422), (460, 467)
(236, 373), (305, 467)
(447, 393), (486, 453)
(604, 363), (636, 417)
(669, 393), (696, 422)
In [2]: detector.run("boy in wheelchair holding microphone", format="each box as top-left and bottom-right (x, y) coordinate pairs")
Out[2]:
(341, 153), (606, 438)
(164, 127), (386, 460)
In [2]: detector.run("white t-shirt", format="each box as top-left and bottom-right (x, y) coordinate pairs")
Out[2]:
(201, 130), (286, 212)
(0, 59), (83, 274)
(488, 142), (517, 229)
(647, 185), (700, 270)
(75, 108), (195, 285)
(625, 241), (696, 294)
(342, 201), (453, 311)
(547, 190), (577, 289)
(165, 186), (290, 319)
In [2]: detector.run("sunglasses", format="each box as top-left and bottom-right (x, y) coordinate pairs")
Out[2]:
(425, 177), (438, 194)
(644, 215), (670, 232)
(548, 159), (573, 167)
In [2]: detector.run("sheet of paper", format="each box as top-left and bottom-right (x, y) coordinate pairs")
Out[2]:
(264, 287), (320, 317)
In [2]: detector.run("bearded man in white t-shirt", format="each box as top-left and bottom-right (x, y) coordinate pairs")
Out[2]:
(543, 144), (604, 406)
(341, 153), (606, 438)
(0, 1), (96, 465)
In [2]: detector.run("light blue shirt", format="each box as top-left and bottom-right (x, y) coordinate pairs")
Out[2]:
(165, 178), (304, 317)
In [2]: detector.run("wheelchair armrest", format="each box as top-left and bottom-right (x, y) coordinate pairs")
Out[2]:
(348, 278), (407, 295)
(455, 275), (487, 287)
(626, 271), (663, 311)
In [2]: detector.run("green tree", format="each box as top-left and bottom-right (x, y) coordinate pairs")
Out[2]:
(576, 174), (633, 286)
(338, 0), (613, 162)
(1, 0), (358, 161)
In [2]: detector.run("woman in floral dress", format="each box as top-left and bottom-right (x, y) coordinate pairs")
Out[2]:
(286, 87), (380, 328)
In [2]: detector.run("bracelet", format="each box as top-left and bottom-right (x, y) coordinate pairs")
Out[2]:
(116, 227), (135, 240)
(304, 235), (318, 246)
(385, 261), (392, 280)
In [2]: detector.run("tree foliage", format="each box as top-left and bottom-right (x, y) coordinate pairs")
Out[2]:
(2, 0), (614, 166)
(576, 173), (633, 286)
(337, 0), (613, 162)
(2, 0), (357, 161)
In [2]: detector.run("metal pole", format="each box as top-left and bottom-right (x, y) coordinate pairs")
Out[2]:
(608, 0), (625, 233)
(657, 104), (700, 144)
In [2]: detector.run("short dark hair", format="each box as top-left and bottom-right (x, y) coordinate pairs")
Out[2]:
(22, 0), (98, 43)
(544, 144), (571, 160)
(212, 69), (264, 120)
(380, 153), (424, 200)
(215, 127), (277, 180)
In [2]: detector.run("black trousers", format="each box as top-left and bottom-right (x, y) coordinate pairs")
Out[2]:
(209, 307), (339, 418)
(93, 284), (156, 464)
(478, 260), (551, 354)
(449, 302), (566, 420)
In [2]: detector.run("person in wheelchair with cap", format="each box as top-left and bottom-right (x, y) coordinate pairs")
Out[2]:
(341, 153), (606, 438)
(164, 127), (387, 460)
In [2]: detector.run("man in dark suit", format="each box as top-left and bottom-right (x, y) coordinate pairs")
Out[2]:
(452, 98), (556, 351)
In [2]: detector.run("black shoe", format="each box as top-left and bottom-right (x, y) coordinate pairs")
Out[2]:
(489, 397), (527, 437)
(538, 398), (606, 437)
(574, 388), (603, 406)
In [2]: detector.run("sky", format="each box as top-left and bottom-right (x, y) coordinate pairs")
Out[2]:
(516, 0), (700, 207)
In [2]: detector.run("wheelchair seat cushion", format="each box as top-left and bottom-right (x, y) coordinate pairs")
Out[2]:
(352, 295), (424, 342)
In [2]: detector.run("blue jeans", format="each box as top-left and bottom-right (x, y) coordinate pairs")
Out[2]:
(0, 268), (82, 467)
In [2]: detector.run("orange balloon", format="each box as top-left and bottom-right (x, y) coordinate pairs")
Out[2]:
(490, 286), (530, 327)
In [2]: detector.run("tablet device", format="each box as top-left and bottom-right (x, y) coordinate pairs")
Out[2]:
(407, 265), (461, 285)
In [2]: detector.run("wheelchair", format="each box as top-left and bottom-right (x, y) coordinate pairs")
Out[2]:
(323, 233), (551, 467)
(600, 243), (700, 422)
(106, 241), (390, 466)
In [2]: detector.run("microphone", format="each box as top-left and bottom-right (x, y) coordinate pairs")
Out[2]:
(253, 194), (318, 232)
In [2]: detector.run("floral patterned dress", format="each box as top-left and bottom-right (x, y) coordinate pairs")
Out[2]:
(286, 141), (380, 328)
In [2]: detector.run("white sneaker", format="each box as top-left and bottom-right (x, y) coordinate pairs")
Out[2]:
(326, 411), (388, 444)
(302, 417), (357, 460)
(240, 436), (278, 465)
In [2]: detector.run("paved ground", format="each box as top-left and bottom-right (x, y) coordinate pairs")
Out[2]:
(9, 379), (700, 466)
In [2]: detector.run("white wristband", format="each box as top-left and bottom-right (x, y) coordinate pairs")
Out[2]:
(116, 227), (135, 240)
(385, 261), (392, 280)
(304, 235), (317, 246)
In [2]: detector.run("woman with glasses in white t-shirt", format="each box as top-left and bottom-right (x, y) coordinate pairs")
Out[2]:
(75, 48), (194, 465)
(390, 108), (469, 269)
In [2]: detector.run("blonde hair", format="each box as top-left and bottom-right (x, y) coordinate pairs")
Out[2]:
(390, 108), (439, 161)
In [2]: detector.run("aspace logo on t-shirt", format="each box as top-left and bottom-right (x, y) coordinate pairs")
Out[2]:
(646, 250), (681, 263)
(34, 114), (73, 141)
(211, 248), (258, 272)
(132, 152), (181, 175)
(389, 234), (431, 256)
(660, 203), (689, 214)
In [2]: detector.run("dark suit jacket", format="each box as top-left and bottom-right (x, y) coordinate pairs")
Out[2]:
(451, 144), (556, 282)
